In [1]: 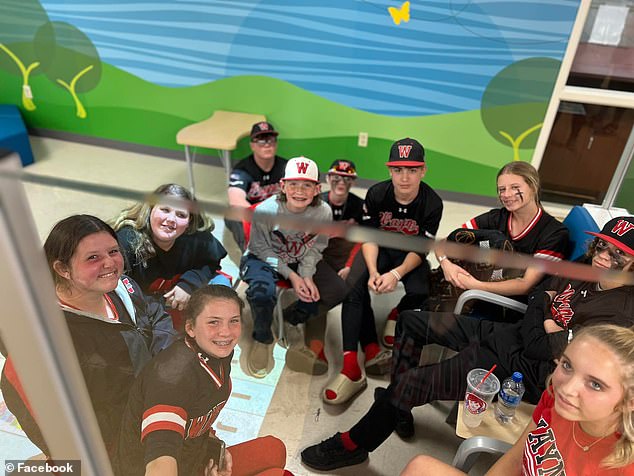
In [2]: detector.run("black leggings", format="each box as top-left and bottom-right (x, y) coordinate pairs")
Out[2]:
(348, 310), (550, 451)
(341, 248), (430, 351)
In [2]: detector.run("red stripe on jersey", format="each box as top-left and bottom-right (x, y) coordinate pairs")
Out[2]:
(141, 404), (188, 441)
(462, 219), (478, 230)
(3, 358), (36, 417)
(534, 249), (565, 260)
(141, 420), (186, 441)
(508, 208), (542, 241)
(142, 404), (187, 422)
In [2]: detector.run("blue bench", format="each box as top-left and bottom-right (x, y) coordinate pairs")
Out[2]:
(0, 105), (34, 166)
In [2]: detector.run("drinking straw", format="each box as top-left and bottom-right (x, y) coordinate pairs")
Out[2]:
(475, 364), (497, 391)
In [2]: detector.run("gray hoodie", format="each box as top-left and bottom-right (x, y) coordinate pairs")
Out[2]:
(247, 195), (332, 279)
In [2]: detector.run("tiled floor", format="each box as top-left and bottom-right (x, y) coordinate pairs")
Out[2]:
(2, 136), (572, 474)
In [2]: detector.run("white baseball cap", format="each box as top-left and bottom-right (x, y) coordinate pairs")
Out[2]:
(282, 156), (319, 183)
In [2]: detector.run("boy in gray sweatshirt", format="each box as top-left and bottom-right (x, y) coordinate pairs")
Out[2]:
(241, 157), (344, 378)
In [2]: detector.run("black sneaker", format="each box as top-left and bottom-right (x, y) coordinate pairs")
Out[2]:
(301, 433), (368, 471)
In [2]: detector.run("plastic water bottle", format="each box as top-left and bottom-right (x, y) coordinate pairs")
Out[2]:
(495, 372), (525, 424)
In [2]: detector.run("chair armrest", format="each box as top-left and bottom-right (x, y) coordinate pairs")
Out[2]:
(454, 290), (528, 315)
(452, 436), (512, 472)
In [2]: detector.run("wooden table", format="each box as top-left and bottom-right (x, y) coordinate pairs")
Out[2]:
(176, 110), (266, 195)
(452, 400), (535, 471)
(456, 399), (534, 444)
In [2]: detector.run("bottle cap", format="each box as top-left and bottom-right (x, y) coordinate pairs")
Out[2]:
(512, 372), (523, 382)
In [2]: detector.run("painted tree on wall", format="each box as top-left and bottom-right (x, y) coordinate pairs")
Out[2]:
(480, 58), (561, 161)
(0, 0), (49, 111)
(34, 21), (102, 119)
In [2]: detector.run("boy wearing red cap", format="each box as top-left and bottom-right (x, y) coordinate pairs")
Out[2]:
(320, 159), (364, 280)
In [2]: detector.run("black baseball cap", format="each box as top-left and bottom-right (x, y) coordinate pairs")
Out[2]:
(328, 159), (357, 177)
(586, 216), (634, 256)
(250, 121), (279, 139)
(386, 137), (425, 166)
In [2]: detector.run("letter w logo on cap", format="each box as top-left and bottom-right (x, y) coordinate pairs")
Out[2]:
(611, 220), (634, 236)
(398, 145), (413, 159)
(295, 162), (309, 174)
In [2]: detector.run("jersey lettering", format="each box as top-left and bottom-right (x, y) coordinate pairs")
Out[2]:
(379, 212), (420, 235)
(550, 284), (575, 327)
(185, 401), (225, 439)
(398, 145), (412, 158)
(611, 219), (634, 236)
(247, 182), (280, 202)
(524, 418), (566, 476)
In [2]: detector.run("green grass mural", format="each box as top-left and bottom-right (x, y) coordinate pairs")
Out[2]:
(0, 60), (544, 198)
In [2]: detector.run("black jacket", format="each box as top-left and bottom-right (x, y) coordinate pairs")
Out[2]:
(1, 276), (177, 455)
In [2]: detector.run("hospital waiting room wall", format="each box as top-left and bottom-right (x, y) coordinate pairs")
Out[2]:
(0, 0), (581, 199)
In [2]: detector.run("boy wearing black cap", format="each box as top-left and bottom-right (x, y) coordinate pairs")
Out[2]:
(226, 121), (288, 251)
(321, 138), (443, 406)
(320, 159), (364, 280)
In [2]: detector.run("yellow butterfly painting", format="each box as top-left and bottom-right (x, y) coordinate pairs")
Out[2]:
(388, 1), (410, 25)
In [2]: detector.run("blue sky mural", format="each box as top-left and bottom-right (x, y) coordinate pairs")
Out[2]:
(38, 0), (579, 116)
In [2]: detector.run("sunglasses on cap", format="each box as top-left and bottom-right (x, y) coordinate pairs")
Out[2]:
(251, 137), (277, 145)
(595, 239), (634, 269)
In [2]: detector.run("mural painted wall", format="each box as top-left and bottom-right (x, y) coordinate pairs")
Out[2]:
(0, 0), (581, 197)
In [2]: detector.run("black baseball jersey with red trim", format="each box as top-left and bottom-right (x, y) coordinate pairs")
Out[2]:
(548, 277), (634, 330)
(115, 338), (232, 476)
(229, 155), (287, 204)
(463, 208), (569, 260)
(321, 191), (364, 268)
(320, 191), (364, 223)
(362, 180), (443, 240)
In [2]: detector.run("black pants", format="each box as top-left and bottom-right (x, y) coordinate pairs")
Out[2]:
(341, 248), (430, 351)
(348, 310), (552, 451)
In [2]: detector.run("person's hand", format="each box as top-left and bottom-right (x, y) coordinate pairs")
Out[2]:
(163, 285), (191, 311)
(289, 273), (313, 302)
(440, 259), (469, 287)
(303, 276), (320, 302)
(543, 319), (563, 334)
(376, 271), (399, 294)
(337, 266), (351, 281)
(204, 449), (233, 476)
(367, 271), (381, 293)
(453, 271), (479, 290)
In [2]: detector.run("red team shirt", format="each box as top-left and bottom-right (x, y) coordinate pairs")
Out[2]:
(525, 390), (633, 475)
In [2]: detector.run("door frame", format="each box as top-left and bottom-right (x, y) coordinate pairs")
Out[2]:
(531, 0), (634, 208)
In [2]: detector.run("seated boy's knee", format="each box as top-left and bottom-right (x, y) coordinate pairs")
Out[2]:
(245, 280), (277, 302)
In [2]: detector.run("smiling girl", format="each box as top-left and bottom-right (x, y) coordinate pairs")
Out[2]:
(400, 323), (634, 475)
(112, 184), (230, 329)
(436, 161), (569, 298)
(1, 215), (176, 456)
(115, 285), (289, 476)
